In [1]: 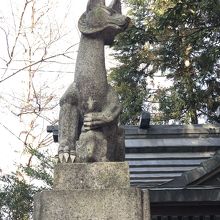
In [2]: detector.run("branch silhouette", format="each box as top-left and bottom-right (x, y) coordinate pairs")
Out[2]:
(0, 51), (75, 84)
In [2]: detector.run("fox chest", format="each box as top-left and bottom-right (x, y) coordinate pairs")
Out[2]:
(77, 77), (108, 113)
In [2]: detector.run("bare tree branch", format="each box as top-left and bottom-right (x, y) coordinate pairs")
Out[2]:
(0, 51), (73, 83)
(6, 0), (32, 67)
(0, 121), (25, 144)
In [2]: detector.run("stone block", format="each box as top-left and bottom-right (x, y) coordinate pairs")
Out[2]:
(53, 162), (130, 190)
(34, 162), (151, 220)
(34, 188), (147, 220)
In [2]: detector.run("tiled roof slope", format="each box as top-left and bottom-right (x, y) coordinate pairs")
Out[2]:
(161, 150), (220, 187)
(47, 124), (220, 188)
(124, 124), (220, 188)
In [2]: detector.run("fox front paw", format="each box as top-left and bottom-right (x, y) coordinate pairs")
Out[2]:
(57, 145), (76, 163)
(84, 112), (112, 130)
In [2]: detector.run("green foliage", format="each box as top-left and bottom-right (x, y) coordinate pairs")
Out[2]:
(110, 0), (220, 124)
(0, 149), (54, 219)
(0, 174), (37, 220)
(109, 1), (157, 124)
(21, 149), (54, 187)
(155, 0), (220, 123)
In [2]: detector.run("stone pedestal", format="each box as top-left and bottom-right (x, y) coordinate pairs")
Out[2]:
(34, 162), (150, 220)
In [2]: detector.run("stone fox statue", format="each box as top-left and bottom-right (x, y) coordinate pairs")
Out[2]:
(58, 0), (130, 163)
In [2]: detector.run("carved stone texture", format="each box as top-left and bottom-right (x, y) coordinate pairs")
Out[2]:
(58, 0), (130, 163)
(76, 130), (108, 162)
(34, 162), (151, 220)
(34, 188), (145, 220)
(53, 162), (130, 190)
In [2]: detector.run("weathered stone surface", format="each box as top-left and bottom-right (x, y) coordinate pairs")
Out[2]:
(58, 0), (130, 163)
(34, 188), (147, 220)
(34, 162), (151, 219)
(76, 130), (108, 162)
(53, 162), (130, 190)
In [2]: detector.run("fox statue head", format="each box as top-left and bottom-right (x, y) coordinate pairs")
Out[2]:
(78, 0), (130, 45)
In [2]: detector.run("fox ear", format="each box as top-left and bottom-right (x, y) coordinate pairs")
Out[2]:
(86, 0), (105, 12)
(109, 0), (121, 14)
